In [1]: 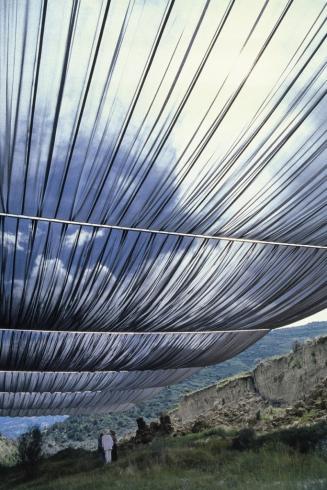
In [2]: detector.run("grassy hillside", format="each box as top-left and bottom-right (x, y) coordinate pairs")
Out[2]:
(2, 424), (327, 490)
(42, 322), (327, 450)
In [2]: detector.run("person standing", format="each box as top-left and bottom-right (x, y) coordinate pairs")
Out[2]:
(101, 432), (114, 464)
(98, 433), (105, 463)
(111, 430), (118, 462)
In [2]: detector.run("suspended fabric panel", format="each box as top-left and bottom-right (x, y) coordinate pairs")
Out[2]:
(2, 217), (327, 332)
(0, 329), (268, 372)
(0, 1), (326, 245)
(1, 0), (327, 416)
(0, 368), (199, 393)
(0, 406), (135, 417)
(0, 387), (160, 417)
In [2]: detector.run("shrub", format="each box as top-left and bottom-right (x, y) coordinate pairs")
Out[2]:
(18, 426), (42, 476)
(260, 422), (327, 453)
(231, 428), (257, 451)
(292, 340), (302, 353)
(191, 419), (210, 433)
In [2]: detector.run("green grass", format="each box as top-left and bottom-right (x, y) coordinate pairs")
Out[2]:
(1, 426), (327, 490)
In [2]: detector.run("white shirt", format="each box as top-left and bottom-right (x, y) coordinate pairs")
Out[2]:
(101, 434), (113, 451)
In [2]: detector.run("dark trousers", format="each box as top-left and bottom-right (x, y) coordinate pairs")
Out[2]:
(112, 444), (118, 462)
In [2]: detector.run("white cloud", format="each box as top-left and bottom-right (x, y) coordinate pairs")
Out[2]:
(0, 231), (28, 251)
(64, 228), (105, 248)
(21, 255), (75, 305)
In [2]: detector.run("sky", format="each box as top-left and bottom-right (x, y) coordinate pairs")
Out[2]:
(287, 308), (327, 327)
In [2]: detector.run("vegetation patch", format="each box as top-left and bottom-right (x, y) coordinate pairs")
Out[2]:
(1, 423), (327, 490)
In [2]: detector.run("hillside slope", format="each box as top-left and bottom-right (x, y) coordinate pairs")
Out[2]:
(38, 323), (327, 453)
(2, 423), (327, 490)
(2, 334), (327, 489)
(171, 335), (327, 433)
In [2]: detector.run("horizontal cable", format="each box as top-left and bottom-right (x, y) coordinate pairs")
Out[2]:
(0, 327), (270, 335)
(1, 212), (327, 250)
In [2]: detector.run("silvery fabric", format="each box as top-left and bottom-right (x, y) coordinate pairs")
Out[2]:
(0, 0), (326, 414)
(0, 329), (267, 371)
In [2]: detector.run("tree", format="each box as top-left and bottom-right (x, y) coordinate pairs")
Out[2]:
(18, 426), (42, 476)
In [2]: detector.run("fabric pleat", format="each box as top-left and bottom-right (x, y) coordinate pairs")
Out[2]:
(2, 218), (327, 333)
(0, 368), (199, 392)
(1, 0), (326, 415)
(0, 388), (161, 416)
(0, 329), (268, 372)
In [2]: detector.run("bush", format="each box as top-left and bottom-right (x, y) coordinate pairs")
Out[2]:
(292, 340), (302, 353)
(191, 419), (210, 433)
(261, 423), (327, 453)
(231, 428), (257, 451)
(18, 426), (42, 476)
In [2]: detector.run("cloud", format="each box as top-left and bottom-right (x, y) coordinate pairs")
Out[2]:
(31, 255), (74, 298)
(0, 231), (28, 251)
(64, 228), (105, 248)
(10, 254), (115, 317)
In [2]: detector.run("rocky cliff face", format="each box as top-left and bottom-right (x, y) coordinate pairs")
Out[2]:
(254, 336), (327, 404)
(171, 335), (327, 428)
